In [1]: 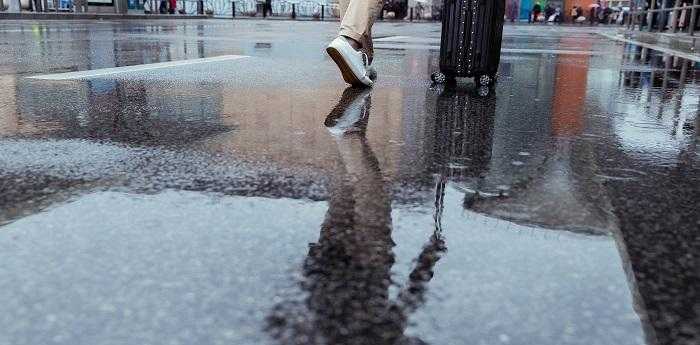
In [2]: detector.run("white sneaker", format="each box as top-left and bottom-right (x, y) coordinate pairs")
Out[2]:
(326, 36), (373, 87)
(324, 88), (371, 135)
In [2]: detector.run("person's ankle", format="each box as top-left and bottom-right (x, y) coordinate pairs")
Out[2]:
(341, 35), (362, 50)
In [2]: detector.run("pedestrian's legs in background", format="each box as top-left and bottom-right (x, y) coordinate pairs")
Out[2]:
(265, 0), (272, 16)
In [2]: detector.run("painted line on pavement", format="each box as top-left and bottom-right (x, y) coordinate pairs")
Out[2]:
(374, 36), (440, 43)
(375, 43), (603, 55)
(598, 32), (700, 63)
(503, 48), (604, 55)
(28, 55), (249, 80)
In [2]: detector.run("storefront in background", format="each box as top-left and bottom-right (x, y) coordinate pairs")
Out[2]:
(509, 0), (629, 21)
(511, 0), (565, 20)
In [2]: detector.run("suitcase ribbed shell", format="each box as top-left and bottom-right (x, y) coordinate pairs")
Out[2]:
(439, 0), (506, 79)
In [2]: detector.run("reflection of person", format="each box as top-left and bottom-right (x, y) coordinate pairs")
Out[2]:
(325, 0), (381, 87)
(267, 88), (446, 345)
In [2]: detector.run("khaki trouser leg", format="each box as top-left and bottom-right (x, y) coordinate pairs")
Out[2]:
(338, 0), (382, 63)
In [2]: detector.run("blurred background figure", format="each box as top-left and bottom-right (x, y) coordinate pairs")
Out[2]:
(531, 1), (542, 23)
(507, 0), (519, 22)
(544, 2), (554, 23)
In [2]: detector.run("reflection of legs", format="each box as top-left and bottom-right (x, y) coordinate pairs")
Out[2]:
(332, 134), (446, 343)
(268, 91), (442, 344)
(318, 88), (391, 268)
(334, 135), (393, 253)
(304, 93), (396, 343)
(307, 134), (396, 343)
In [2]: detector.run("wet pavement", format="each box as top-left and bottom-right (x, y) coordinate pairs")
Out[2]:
(0, 19), (699, 345)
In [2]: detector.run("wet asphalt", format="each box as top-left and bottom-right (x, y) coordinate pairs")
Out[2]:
(0, 19), (698, 345)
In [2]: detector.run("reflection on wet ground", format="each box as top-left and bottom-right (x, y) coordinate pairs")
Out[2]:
(0, 20), (698, 345)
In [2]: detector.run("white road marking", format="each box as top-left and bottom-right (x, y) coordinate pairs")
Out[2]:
(374, 36), (440, 43)
(374, 43), (603, 55)
(598, 32), (700, 63)
(28, 55), (249, 80)
(502, 48), (604, 55)
(126, 33), (246, 42)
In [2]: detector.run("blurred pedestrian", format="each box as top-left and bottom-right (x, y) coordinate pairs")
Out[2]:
(325, 0), (381, 87)
(263, 0), (272, 17)
(31, 0), (42, 11)
(572, 6), (583, 23)
(508, 0), (519, 22)
(159, 0), (167, 13)
(601, 5), (611, 23)
(576, 6), (586, 25)
(544, 3), (554, 23)
(679, 0), (689, 30)
(532, 1), (542, 23)
(168, 0), (176, 14)
(589, 2), (600, 25)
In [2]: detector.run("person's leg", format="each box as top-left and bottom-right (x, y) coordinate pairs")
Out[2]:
(327, 0), (378, 87)
(338, 0), (360, 48)
(339, 0), (349, 18)
(339, 0), (381, 52)
(362, 27), (375, 64)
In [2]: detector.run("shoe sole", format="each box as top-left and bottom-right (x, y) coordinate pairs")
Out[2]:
(326, 46), (364, 87)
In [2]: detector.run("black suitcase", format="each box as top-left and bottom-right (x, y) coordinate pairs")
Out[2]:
(431, 0), (506, 87)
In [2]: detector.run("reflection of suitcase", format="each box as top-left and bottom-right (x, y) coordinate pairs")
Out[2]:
(431, 0), (506, 88)
(430, 85), (497, 179)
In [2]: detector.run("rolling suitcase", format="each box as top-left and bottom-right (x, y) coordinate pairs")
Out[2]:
(431, 0), (506, 88)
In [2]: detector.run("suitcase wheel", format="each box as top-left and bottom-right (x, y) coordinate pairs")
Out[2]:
(477, 86), (491, 97)
(476, 74), (494, 87)
(431, 72), (446, 84)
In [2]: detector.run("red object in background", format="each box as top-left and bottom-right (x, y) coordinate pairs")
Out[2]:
(551, 38), (591, 137)
(565, 0), (597, 21)
(169, 0), (176, 13)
